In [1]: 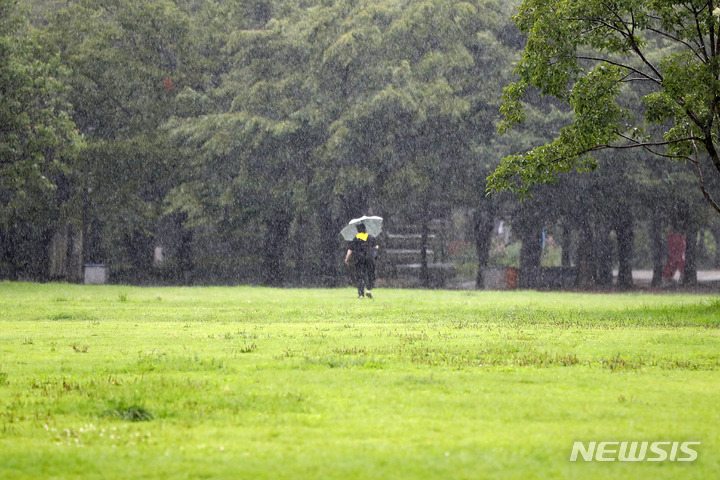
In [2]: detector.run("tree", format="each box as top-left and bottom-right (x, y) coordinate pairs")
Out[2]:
(39, 0), (217, 280)
(305, 0), (511, 286)
(0, 0), (83, 279)
(488, 0), (720, 216)
(166, 3), (322, 285)
(165, 0), (516, 286)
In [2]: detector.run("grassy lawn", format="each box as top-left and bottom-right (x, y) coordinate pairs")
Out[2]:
(0, 282), (718, 479)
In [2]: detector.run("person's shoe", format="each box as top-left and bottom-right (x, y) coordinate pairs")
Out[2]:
(365, 291), (373, 299)
(358, 295), (364, 299)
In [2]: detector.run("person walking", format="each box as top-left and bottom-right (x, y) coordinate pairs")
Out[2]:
(344, 224), (379, 299)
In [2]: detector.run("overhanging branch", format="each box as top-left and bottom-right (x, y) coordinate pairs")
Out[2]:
(541, 134), (703, 168)
(690, 139), (720, 214)
(646, 27), (708, 63)
(576, 56), (661, 84)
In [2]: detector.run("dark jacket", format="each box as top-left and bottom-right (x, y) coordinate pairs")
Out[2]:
(348, 233), (377, 263)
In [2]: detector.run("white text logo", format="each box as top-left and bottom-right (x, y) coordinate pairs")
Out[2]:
(570, 441), (700, 462)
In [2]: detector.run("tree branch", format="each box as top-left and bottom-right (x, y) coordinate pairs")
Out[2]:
(576, 56), (661, 84)
(542, 135), (704, 168)
(707, 0), (717, 58)
(646, 27), (708, 63)
(616, 134), (720, 214)
(690, 139), (720, 214)
(633, 135), (720, 215)
(591, 6), (665, 82)
(688, 2), (712, 60)
(619, 76), (662, 83)
(627, 35), (664, 82)
(672, 96), (705, 131)
(616, 132), (705, 147)
(702, 130), (720, 174)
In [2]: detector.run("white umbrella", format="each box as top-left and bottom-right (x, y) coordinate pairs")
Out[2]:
(340, 215), (383, 241)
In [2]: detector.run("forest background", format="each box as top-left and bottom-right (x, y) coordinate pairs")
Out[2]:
(3, 0), (720, 288)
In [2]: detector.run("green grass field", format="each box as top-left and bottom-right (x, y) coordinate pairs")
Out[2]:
(1, 282), (718, 479)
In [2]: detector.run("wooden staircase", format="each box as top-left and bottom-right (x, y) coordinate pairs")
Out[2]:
(377, 220), (456, 287)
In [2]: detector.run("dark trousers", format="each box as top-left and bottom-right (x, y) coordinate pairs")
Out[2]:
(354, 259), (375, 296)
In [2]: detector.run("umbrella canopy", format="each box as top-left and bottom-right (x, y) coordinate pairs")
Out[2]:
(340, 216), (383, 241)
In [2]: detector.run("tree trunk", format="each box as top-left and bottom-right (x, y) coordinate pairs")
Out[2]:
(83, 217), (104, 265)
(683, 230), (698, 286)
(317, 205), (339, 286)
(615, 218), (634, 288)
(594, 222), (613, 286)
(575, 218), (596, 287)
(128, 230), (153, 283)
(261, 213), (292, 286)
(176, 218), (194, 285)
(561, 223), (572, 267)
(0, 227), (19, 280)
(420, 208), (430, 288)
(290, 220), (309, 286)
(648, 217), (665, 287)
(37, 228), (54, 282)
(696, 229), (708, 266)
(711, 222), (720, 268)
(67, 223), (84, 283)
(473, 205), (495, 289)
(519, 223), (542, 288)
(49, 223), (70, 280)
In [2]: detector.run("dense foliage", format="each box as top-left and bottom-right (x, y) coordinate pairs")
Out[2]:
(0, 0), (83, 278)
(489, 0), (720, 215)
(2, 0), (717, 286)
